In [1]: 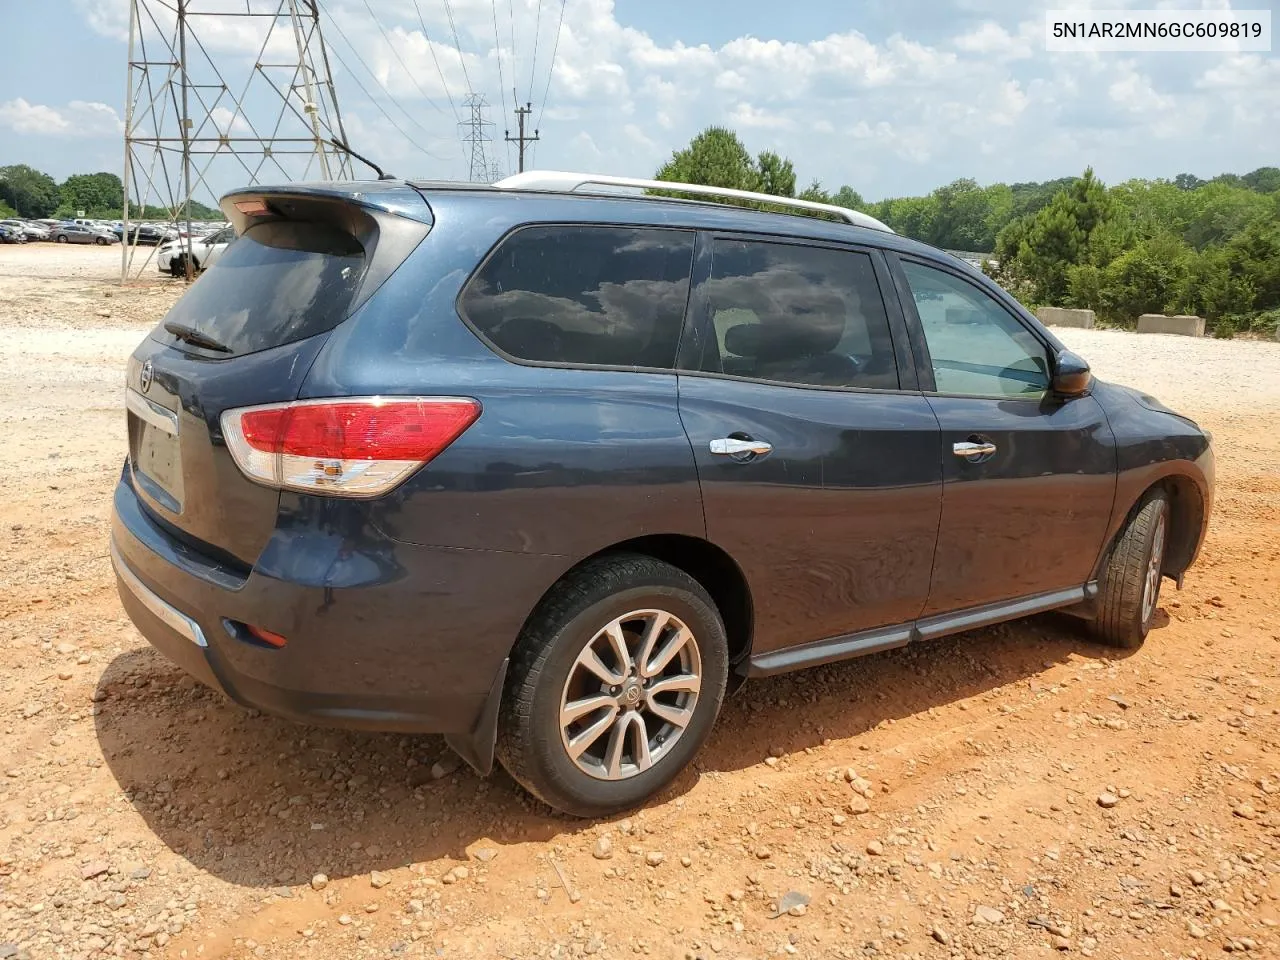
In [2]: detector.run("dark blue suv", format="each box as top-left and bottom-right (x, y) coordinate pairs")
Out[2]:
(111, 173), (1213, 816)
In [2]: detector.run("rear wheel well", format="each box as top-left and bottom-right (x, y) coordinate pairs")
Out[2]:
(529, 535), (753, 670)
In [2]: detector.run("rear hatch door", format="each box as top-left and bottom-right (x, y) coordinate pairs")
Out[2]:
(124, 187), (431, 568)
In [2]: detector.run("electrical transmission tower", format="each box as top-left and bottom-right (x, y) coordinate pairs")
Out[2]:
(122, 0), (352, 281)
(459, 93), (497, 183)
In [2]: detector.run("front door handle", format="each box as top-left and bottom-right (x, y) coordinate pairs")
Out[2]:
(710, 437), (773, 457)
(953, 440), (997, 458)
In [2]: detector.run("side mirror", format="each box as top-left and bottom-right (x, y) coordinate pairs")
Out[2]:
(1052, 349), (1093, 398)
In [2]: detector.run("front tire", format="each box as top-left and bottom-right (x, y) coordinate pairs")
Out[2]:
(1092, 491), (1169, 648)
(56, 235), (68, 244)
(496, 554), (728, 817)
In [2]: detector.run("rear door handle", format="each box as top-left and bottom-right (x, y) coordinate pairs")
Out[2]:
(710, 437), (773, 457)
(953, 440), (997, 457)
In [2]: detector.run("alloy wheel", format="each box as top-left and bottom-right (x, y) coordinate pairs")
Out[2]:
(558, 609), (702, 781)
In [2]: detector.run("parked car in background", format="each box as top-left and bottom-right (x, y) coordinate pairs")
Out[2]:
(111, 173), (1214, 817)
(115, 223), (173, 246)
(156, 226), (235, 275)
(0, 224), (26, 244)
(1, 219), (50, 241)
(51, 223), (119, 245)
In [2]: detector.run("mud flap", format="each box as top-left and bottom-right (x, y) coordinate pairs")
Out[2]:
(445, 657), (508, 776)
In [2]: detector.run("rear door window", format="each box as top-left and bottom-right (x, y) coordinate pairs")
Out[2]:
(155, 220), (364, 357)
(458, 225), (695, 369)
(697, 238), (899, 390)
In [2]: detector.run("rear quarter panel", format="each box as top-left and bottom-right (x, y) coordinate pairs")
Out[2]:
(301, 195), (705, 560)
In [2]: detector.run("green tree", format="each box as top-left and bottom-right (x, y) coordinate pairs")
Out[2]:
(0, 199), (16, 218)
(832, 186), (865, 210)
(1242, 167), (1280, 193)
(1183, 182), (1267, 248)
(0, 164), (60, 218)
(1176, 247), (1255, 322)
(755, 151), (796, 197)
(1224, 217), (1280, 310)
(872, 194), (938, 241)
(1011, 168), (1113, 303)
(655, 127), (762, 194)
(59, 172), (124, 216)
(1174, 173), (1204, 191)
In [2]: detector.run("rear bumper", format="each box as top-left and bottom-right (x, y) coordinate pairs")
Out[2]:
(110, 465), (565, 736)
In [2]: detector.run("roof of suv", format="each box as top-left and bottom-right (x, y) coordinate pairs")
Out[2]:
(224, 178), (986, 275)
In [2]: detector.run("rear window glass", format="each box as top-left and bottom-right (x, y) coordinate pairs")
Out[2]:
(458, 225), (695, 369)
(156, 220), (365, 356)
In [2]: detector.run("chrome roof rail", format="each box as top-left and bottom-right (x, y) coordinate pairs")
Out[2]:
(492, 170), (893, 233)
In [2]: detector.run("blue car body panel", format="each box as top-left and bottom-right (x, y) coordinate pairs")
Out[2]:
(109, 180), (1215, 774)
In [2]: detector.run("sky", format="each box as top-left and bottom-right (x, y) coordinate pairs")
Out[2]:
(0, 0), (1277, 207)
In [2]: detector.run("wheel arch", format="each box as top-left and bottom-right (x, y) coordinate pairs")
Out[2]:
(1159, 473), (1206, 584)
(529, 534), (754, 678)
(1095, 472), (1207, 588)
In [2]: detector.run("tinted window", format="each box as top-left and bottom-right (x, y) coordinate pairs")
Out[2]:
(156, 220), (364, 357)
(698, 239), (898, 390)
(900, 260), (1049, 397)
(459, 225), (695, 368)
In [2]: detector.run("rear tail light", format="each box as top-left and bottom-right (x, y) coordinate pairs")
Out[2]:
(221, 397), (480, 497)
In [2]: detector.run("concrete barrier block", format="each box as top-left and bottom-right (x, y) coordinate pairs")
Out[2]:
(1036, 307), (1095, 329)
(1137, 314), (1205, 337)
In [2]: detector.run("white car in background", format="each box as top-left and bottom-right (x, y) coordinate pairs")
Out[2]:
(156, 226), (235, 276)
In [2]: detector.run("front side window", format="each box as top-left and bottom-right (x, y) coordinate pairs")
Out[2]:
(698, 239), (898, 390)
(900, 260), (1050, 398)
(459, 225), (695, 369)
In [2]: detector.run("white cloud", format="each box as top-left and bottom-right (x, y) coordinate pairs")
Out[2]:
(953, 21), (1035, 59)
(55, 0), (1280, 198)
(0, 99), (124, 138)
(728, 102), (792, 130)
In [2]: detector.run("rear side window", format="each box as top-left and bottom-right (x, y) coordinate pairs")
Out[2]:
(156, 220), (364, 357)
(698, 239), (899, 390)
(458, 225), (695, 369)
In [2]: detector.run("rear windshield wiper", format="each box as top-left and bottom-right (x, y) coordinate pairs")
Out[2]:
(163, 321), (232, 353)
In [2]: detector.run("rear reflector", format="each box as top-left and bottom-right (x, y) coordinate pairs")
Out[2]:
(234, 198), (270, 216)
(245, 624), (289, 648)
(221, 397), (480, 497)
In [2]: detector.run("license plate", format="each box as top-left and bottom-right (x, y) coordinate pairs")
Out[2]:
(136, 424), (183, 510)
(127, 388), (184, 511)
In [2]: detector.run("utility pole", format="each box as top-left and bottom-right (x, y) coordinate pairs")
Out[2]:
(504, 96), (540, 174)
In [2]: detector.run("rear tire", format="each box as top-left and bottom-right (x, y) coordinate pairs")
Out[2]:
(56, 235), (67, 243)
(496, 553), (728, 817)
(95, 236), (108, 245)
(170, 253), (195, 277)
(1092, 491), (1169, 648)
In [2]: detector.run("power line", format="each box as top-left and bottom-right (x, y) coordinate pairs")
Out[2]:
(358, 0), (449, 118)
(410, 0), (461, 120)
(491, 0), (514, 173)
(323, 29), (442, 162)
(507, 0), (518, 106)
(441, 0), (472, 94)
(325, 13), (444, 158)
(528, 0), (542, 103)
(531, 0), (566, 166)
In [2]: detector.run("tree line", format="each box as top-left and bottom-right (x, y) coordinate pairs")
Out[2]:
(655, 127), (1280, 336)
(0, 164), (220, 221)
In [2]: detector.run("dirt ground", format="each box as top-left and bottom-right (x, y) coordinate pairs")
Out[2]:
(1, 242), (1277, 960)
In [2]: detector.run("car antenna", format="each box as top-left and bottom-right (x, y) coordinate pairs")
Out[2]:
(328, 137), (396, 181)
